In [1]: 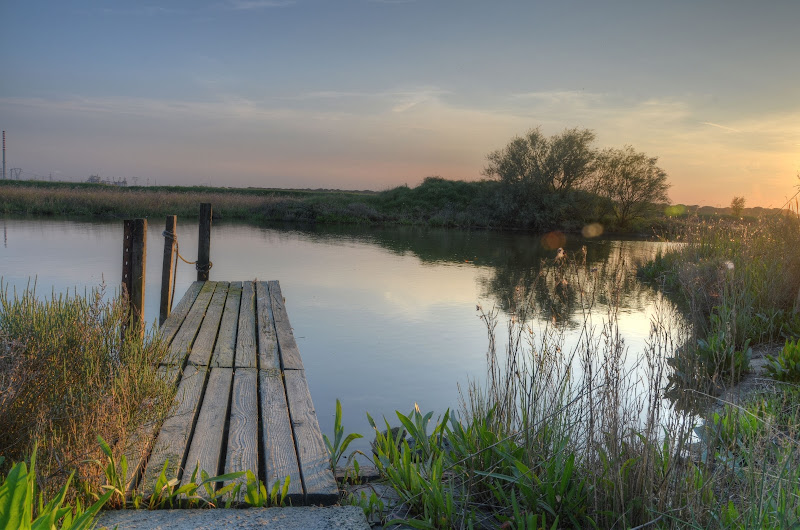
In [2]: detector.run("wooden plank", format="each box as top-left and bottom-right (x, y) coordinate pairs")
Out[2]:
(140, 365), (208, 495)
(255, 282), (280, 371)
(259, 369), (303, 502)
(284, 370), (339, 504)
(225, 368), (259, 502)
(182, 367), (233, 490)
(159, 281), (203, 345)
(163, 282), (217, 366)
(123, 420), (160, 493)
(235, 281), (257, 368)
(187, 282), (229, 366)
(268, 281), (305, 371)
(123, 364), (182, 492)
(157, 364), (182, 389)
(212, 282), (241, 368)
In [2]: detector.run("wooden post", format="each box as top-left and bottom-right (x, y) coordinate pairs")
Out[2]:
(197, 203), (212, 281)
(160, 215), (177, 326)
(122, 218), (147, 334)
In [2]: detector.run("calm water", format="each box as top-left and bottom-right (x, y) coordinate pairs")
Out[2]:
(0, 217), (675, 454)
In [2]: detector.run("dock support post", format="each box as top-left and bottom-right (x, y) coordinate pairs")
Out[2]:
(160, 215), (177, 326)
(122, 218), (147, 334)
(197, 203), (212, 281)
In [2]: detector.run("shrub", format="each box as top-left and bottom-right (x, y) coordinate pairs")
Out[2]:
(765, 338), (800, 382)
(0, 283), (171, 502)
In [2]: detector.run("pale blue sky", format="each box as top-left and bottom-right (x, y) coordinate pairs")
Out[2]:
(1, 0), (798, 206)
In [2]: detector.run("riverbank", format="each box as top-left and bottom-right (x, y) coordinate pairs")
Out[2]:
(1, 178), (674, 235)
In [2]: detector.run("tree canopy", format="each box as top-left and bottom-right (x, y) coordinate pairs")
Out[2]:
(730, 196), (746, 217)
(483, 127), (671, 230)
(483, 127), (596, 193)
(594, 146), (669, 227)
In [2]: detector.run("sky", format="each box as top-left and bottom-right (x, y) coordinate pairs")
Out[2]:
(0, 1), (798, 207)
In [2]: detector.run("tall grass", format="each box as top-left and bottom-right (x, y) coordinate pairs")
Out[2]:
(362, 250), (800, 528)
(0, 282), (172, 504)
(640, 211), (800, 348)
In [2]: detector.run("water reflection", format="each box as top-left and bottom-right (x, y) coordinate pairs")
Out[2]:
(0, 218), (677, 455)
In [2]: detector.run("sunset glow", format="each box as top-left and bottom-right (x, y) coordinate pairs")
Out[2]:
(1, 1), (798, 207)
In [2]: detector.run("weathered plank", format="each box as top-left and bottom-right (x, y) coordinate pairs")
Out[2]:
(124, 364), (183, 492)
(141, 365), (208, 494)
(225, 368), (259, 501)
(256, 282), (280, 371)
(235, 281), (257, 368)
(159, 281), (203, 345)
(284, 369), (339, 504)
(212, 282), (241, 368)
(259, 369), (303, 502)
(268, 281), (305, 371)
(187, 282), (229, 366)
(163, 282), (217, 366)
(182, 367), (233, 490)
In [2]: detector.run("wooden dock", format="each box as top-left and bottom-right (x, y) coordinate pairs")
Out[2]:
(125, 280), (339, 505)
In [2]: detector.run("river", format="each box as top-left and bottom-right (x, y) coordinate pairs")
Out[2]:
(0, 217), (677, 455)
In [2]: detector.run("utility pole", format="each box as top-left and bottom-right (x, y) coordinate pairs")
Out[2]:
(2, 131), (6, 180)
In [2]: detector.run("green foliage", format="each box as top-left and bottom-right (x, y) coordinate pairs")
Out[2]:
(0, 446), (112, 530)
(484, 127), (596, 193)
(730, 196), (746, 217)
(594, 145), (670, 227)
(346, 489), (385, 526)
(242, 471), (291, 508)
(0, 282), (171, 503)
(765, 338), (800, 382)
(641, 212), (800, 349)
(666, 327), (751, 392)
(323, 399), (363, 471)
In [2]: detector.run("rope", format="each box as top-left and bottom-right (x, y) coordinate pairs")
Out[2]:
(162, 229), (213, 310)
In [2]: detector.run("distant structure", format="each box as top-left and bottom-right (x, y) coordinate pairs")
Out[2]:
(2, 131), (6, 180)
(85, 174), (127, 186)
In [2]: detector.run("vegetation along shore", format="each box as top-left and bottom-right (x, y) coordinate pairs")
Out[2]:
(4, 204), (800, 527)
(3, 126), (800, 527)
(4, 128), (781, 236)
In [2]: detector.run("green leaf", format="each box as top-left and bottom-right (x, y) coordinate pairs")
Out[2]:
(0, 460), (33, 530)
(66, 490), (114, 530)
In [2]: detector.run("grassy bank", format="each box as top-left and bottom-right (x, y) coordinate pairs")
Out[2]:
(340, 250), (800, 528)
(0, 284), (173, 507)
(638, 209), (800, 385)
(1, 178), (667, 233)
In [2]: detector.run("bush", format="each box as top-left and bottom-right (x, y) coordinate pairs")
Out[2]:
(765, 338), (800, 382)
(0, 283), (171, 502)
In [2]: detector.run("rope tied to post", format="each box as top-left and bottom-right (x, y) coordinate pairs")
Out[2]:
(162, 229), (214, 270)
(163, 229), (213, 312)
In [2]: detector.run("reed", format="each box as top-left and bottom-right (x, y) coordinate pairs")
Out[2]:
(360, 251), (800, 528)
(0, 282), (172, 505)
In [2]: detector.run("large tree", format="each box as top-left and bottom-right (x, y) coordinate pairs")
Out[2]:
(483, 127), (597, 193)
(595, 146), (669, 227)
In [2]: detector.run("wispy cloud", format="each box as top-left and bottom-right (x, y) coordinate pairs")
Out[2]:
(224, 0), (295, 10)
(701, 121), (742, 133)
